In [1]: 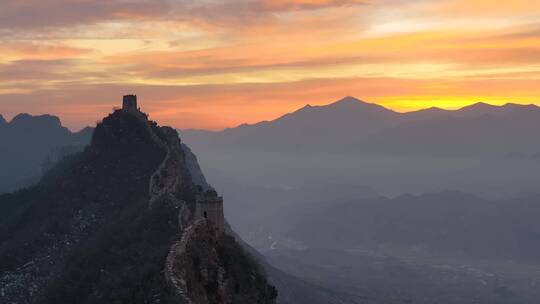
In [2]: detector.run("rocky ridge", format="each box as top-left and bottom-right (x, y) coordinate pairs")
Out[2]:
(0, 106), (276, 304)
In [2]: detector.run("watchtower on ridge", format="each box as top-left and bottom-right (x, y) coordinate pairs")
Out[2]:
(122, 95), (138, 112)
(196, 190), (224, 235)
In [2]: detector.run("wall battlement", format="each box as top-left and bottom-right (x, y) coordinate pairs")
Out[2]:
(122, 95), (138, 112)
(195, 190), (224, 234)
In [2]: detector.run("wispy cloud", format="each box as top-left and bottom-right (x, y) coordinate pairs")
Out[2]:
(0, 0), (170, 30)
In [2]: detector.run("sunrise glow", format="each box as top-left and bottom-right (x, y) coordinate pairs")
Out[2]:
(1, 0), (540, 130)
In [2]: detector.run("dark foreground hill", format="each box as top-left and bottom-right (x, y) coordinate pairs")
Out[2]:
(0, 106), (277, 304)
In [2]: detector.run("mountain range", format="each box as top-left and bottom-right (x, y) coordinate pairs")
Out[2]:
(182, 96), (540, 157)
(179, 97), (540, 198)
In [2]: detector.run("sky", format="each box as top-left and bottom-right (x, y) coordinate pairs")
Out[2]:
(1, 0), (540, 130)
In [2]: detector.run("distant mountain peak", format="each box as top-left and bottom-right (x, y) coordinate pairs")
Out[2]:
(460, 101), (496, 111)
(0, 114), (6, 125)
(10, 113), (62, 128)
(502, 102), (539, 110)
(331, 96), (363, 106)
(458, 101), (540, 115)
(472, 101), (492, 107)
(338, 95), (361, 102)
(410, 106), (446, 113)
(327, 96), (395, 112)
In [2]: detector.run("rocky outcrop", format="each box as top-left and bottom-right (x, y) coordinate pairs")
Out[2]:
(166, 220), (277, 304)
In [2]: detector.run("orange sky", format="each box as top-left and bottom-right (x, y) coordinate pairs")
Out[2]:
(1, 0), (540, 130)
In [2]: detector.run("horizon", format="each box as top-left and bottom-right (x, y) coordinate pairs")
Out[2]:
(1, 0), (540, 130)
(2, 96), (538, 132)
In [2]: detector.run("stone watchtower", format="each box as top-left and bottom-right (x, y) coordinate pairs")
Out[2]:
(196, 190), (224, 235)
(122, 95), (138, 112)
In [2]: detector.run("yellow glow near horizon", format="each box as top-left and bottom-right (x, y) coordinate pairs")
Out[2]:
(376, 96), (540, 113)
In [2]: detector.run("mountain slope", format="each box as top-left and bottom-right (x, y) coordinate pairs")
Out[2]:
(239, 96), (398, 134)
(0, 107), (276, 304)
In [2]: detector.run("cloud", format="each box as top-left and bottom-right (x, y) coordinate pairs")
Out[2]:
(0, 0), (369, 31)
(494, 24), (540, 39)
(0, 0), (170, 30)
(97, 27), (540, 84)
(261, 0), (369, 10)
(0, 59), (76, 81)
(0, 42), (90, 60)
(430, 0), (540, 17)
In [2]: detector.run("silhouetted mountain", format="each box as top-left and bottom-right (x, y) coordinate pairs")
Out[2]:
(0, 106), (277, 304)
(457, 102), (540, 117)
(181, 97), (540, 197)
(183, 97), (399, 154)
(401, 106), (449, 121)
(406, 102), (540, 120)
(365, 102), (540, 157)
(183, 97), (540, 156)
(0, 114), (91, 193)
(241, 96), (398, 134)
